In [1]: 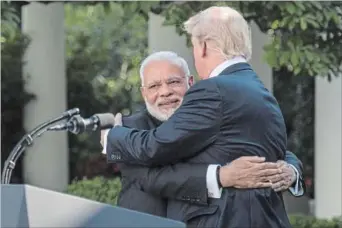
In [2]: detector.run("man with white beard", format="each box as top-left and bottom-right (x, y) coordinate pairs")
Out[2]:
(102, 51), (304, 218)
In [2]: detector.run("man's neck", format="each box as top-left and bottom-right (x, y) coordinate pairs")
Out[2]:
(209, 56), (247, 78)
(145, 109), (164, 126)
(206, 56), (227, 78)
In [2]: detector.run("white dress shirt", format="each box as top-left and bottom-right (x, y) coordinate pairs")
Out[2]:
(103, 56), (303, 198)
(209, 56), (247, 78)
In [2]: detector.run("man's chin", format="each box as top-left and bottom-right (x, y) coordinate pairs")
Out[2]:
(155, 110), (175, 122)
(145, 98), (182, 122)
(159, 106), (177, 113)
(146, 104), (175, 122)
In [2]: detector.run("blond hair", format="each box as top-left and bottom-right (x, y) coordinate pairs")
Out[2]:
(183, 6), (252, 60)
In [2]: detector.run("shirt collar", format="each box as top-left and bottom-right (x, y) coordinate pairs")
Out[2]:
(209, 56), (247, 78)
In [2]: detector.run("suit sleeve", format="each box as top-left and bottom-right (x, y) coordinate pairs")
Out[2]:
(119, 163), (209, 205)
(284, 150), (306, 196)
(106, 80), (222, 166)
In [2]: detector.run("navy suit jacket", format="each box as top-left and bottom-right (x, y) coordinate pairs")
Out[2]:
(117, 110), (304, 222)
(117, 110), (209, 216)
(107, 63), (292, 227)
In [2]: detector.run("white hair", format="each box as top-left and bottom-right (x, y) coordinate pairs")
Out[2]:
(183, 6), (252, 61)
(139, 51), (191, 85)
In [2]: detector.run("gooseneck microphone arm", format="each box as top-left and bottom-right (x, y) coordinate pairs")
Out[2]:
(1, 108), (80, 184)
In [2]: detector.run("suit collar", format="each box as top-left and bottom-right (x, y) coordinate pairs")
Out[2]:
(218, 62), (252, 76)
(209, 56), (247, 77)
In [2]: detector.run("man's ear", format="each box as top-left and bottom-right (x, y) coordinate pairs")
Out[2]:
(188, 75), (195, 86)
(201, 40), (207, 58)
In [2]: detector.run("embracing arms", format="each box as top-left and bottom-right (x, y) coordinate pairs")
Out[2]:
(106, 80), (222, 166)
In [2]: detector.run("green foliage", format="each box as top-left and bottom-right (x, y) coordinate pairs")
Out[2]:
(158, 1), (342, 80)
(1, 1), (21, 43)
(1, 1), (150, 182)
(289, 214), (342, 228)
(64, 2), (147, 179)
(258, 2), (342, 80)
(1, 3), (35, 183)
(66, 177), (341, 228)
(65, 1), (146, 115)
(66, 177), (121, 206)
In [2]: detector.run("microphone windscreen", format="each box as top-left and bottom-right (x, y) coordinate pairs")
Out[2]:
(95, 113), (115, 129)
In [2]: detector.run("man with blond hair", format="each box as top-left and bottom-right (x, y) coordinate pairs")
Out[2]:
(105, 6), (293, 227)
(102, 51), (304, 220)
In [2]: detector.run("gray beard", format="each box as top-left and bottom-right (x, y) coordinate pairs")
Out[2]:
(145, 98), (180, 122)
(142, 80), (189, 122)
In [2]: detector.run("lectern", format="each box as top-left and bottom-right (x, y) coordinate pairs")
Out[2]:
(1, 184), (186, 228)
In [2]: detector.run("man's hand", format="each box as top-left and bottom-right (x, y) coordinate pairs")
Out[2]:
(100, 113), (123, 154)
(114, 113), (122, 127)
(269, 160), (296, 192)
(100, 129), (109, 150)
(219, 156), (282, 188)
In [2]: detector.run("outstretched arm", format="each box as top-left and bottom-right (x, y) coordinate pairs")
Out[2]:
(106, 80), (222, 166)
(119, 163), (210, 205)
(119, 156), (284, 205)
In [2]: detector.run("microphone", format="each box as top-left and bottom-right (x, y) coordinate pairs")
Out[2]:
(61, 107), (80, 118)
(48, 113), (115, 134)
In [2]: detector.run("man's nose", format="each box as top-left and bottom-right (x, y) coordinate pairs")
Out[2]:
(159, 83), (173, 97)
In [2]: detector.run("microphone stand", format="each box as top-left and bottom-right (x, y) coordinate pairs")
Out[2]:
(1, 108), (80, 184)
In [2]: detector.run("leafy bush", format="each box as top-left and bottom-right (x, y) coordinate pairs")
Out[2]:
(67, 177), (342, 228)
(66, 176), (122, 206)
(64, 2), (147, 180)
(289, 214), (342, 228)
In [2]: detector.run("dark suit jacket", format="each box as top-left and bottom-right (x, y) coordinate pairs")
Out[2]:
(118, 109), (305, 220)
(117, 110), (209, 216)
(107, 63), (298, 227)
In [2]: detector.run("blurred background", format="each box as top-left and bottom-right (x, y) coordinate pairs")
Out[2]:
(1, 1), (341, 226)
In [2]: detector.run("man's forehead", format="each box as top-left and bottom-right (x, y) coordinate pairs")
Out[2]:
(145, 73), (182, 81)
(142, 61), (185, 83)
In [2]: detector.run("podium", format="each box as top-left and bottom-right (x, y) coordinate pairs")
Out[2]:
(1, 184), (186, 228)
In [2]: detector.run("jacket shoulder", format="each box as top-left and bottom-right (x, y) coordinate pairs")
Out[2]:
(187, 77), (220, 95)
